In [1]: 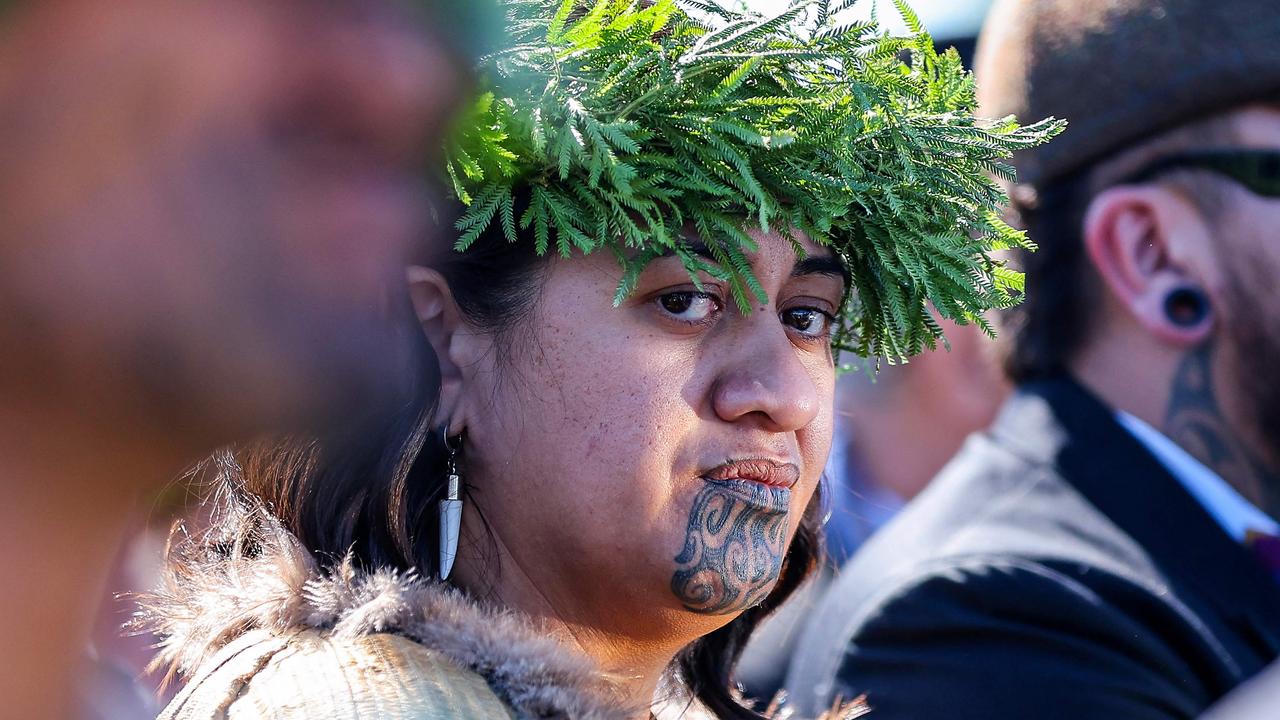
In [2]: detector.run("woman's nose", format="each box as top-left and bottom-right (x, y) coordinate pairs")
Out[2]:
(711, 328), (821, 433)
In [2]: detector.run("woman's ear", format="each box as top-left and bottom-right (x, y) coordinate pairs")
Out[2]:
(406, 265), (476, 430)
(1083, 185), (1216, 347)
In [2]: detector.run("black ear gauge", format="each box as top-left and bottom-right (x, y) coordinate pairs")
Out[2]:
(1163, 285), (1211, 328)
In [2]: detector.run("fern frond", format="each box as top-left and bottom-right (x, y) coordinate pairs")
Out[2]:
(442, 0), (1065, 361)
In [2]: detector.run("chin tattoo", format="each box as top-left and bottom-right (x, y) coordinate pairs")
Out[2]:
(670, 480), (790, 615)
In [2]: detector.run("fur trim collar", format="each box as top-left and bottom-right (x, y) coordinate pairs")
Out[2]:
(135, 517), (639, 720)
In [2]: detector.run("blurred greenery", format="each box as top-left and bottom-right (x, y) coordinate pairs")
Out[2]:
(417, 0), (504, 59)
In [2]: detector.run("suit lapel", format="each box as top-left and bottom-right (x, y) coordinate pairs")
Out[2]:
(991, 378), (1280, 669)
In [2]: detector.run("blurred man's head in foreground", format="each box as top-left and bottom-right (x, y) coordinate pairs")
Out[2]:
(0, 0), (473, 451)
(0, 3), (482, 717)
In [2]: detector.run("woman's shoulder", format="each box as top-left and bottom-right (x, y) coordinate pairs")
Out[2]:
(160, 627), (514, 719)
(137, 520), (639, 719)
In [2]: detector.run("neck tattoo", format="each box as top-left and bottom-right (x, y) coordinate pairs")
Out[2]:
(670, 480), (789, 615)
(1163, 343), (1280, 519)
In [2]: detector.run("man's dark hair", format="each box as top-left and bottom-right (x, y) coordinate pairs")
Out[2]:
(999, 170), (1098, 383)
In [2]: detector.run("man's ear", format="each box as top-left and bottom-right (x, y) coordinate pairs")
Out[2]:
(406, 265), (476, 431)
(1083, 185), (1216, 347)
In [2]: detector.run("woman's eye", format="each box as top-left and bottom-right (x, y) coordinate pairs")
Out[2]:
(781, 308), (834, 338)
(657, 292), (720, 324)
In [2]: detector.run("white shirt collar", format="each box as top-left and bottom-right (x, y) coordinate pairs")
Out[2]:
(1116, 411), (1280, 543)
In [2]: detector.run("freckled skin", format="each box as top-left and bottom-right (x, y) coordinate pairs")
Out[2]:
(454, 230), (841, 642)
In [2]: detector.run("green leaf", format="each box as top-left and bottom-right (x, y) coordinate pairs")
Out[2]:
(442, 0), (1066, 361)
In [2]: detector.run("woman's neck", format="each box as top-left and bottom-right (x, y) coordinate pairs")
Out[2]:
(451, 516), (690, 716)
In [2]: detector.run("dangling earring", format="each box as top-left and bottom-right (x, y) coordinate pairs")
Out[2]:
(438, 426), (464, 581)
(1164, 285), (1211, 328)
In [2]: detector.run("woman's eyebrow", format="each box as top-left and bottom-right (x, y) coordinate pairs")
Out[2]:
(660, 240), (849, 286)
(792, 254), (850, 286)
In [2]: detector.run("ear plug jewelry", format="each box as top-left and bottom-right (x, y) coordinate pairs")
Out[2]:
(1164, 285), (1211, 328)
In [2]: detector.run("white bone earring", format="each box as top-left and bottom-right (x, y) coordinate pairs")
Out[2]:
(438, 427), (463, 581)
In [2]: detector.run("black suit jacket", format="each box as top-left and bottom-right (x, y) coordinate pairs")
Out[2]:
(785, 378), (1280, 719)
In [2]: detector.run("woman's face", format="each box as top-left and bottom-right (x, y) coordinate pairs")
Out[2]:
(453, 230), (844, 636)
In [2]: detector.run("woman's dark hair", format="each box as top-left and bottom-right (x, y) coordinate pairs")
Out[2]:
(186, 203), (825, 718)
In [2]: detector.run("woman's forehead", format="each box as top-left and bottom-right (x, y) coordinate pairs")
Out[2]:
(667, 229), (836, 261)
(699, 231), (846, 281)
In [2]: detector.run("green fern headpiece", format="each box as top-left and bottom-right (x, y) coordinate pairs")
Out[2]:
(446, 0), (1064, 360)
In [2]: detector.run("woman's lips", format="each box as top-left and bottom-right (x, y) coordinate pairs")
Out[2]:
(702, 459), (800, 489)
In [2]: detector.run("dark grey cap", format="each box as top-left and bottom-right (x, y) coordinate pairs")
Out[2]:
(975, 0), (1280, 187)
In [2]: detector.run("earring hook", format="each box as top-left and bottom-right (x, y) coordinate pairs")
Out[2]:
(440, 424), (463, 453)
